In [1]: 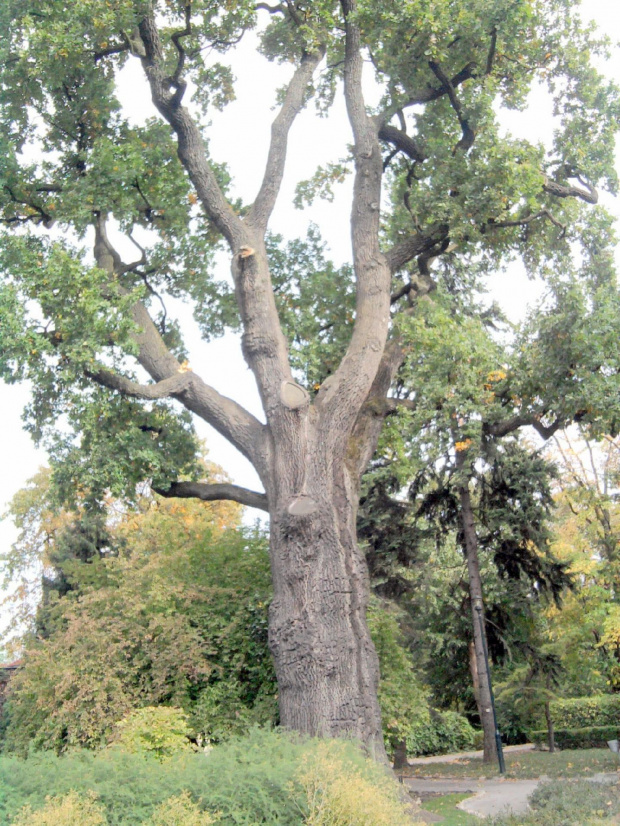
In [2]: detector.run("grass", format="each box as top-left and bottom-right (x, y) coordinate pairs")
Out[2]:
(421, 793), (480, 826)
(404, 748), (619, 779)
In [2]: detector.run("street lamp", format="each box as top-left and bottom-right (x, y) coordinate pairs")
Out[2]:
(473, 598), (506, 775)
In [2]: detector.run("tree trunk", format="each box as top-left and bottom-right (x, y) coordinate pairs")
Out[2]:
(458, 477), (498, 764)
(392, 739), (409, 771)
(266, 424), (387, 761)
(544, 676), (555, 753)
(468, 640), (481, 708)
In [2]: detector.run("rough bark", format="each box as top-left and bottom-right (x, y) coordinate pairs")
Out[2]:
(392, 739), (409, 771)
(545, 675), (556, 753)
(468, 640), (481, 708)
(457, 467), (498, 764)
(265, 413), (387, 760)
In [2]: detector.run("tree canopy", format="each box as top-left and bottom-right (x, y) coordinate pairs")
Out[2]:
(0, 0), (619, 748)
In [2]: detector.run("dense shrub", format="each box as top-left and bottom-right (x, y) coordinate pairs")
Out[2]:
(111, 707), (193, 760)
(9, 790), (218, 826)
(0, 749), (208, 826)
(0, 729), (417, 826)
(406, 709), (476, 756)
(550, 696), (620, 729)
(529, 726), (619, 750)
(10, 791), (107, 826)
(298, 741), (415, 826)
(1, 509), (276, 755)
(367, 602), (475, 757)
(146, 792), (217, 826)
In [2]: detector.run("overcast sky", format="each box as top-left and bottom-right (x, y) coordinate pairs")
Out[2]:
(1, 1), (619, 598)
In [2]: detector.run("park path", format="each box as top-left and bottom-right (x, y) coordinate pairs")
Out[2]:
(401, 746), (618, 819)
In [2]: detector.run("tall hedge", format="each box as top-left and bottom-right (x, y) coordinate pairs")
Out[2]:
(550, 696), (620, 729)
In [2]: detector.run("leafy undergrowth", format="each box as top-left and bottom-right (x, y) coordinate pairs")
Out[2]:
(0, 729), (425, 826)
(490, 778), (620, 826)
(404, 748), (619, 779)
(421, 794), (480, 826)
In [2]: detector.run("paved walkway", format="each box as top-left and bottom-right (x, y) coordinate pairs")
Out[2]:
(404, 775), (541, 818)
(406, 743), (535, 765)
(401, 747), (618, 819)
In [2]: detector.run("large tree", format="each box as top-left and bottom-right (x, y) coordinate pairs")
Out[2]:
(0, 0), (618, 753)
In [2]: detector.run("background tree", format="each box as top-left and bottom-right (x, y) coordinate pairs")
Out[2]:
(2, 490), (277, 754)
(543, 431), (620, 693)
(0, 0), (618, 751)
(364, 292), (580, 760)
(2, 469), (472, 759)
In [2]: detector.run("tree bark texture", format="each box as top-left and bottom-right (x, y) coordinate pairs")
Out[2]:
(265, 412), (387, 760)
(544, 679), (556, 753)
(458, 476), (498, 764)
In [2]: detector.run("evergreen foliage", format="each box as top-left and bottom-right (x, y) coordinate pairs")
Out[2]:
(0, 730), (415, 826)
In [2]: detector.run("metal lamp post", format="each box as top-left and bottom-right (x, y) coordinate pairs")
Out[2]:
(473, 598), (506, 775)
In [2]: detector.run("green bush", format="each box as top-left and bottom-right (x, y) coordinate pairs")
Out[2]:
(0, 729), (414, 826)
(297, 740), (416, 826)
(529, 726), (619, 750)
(10, 791), (108, 826)
(550, 696), (620, 729)
(406, 709), (476, 756)
(146, 792), (217, 826)
(111, 707), (193, 760)
(10, 790), (219, 826)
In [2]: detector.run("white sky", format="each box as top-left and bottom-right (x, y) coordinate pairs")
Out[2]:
(1, 0), (619, 602)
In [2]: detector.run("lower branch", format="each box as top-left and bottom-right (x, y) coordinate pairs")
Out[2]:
(154, 480), (269, 511)
(87, 367), (194, 399)
(484, 413), (563, 440)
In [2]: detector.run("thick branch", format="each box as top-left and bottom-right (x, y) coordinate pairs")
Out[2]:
(543, 175), (598, 205)
(94, 42), (130, 62)
(316, 1), (392, 433)
(348, 337), (405, 480)
(154, 481), (269, 511)
(379, 62), (477, 125)
(484, 414), (564, 440)
(136, 16), (244, 248)
(384, 226), (447, 274)
(488, 209), (566, 234)
(170, 3), (192, 89)
(87, 367), (194, 399)
(137, 14), (293, 413)
(377, 124), (426, 162)
(256, 2), (285, 12)
(429, 61), (475, 152)
(248, 48), (325, 232)
(486, 27), (498, 75)
(92, 215), (267, 466)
